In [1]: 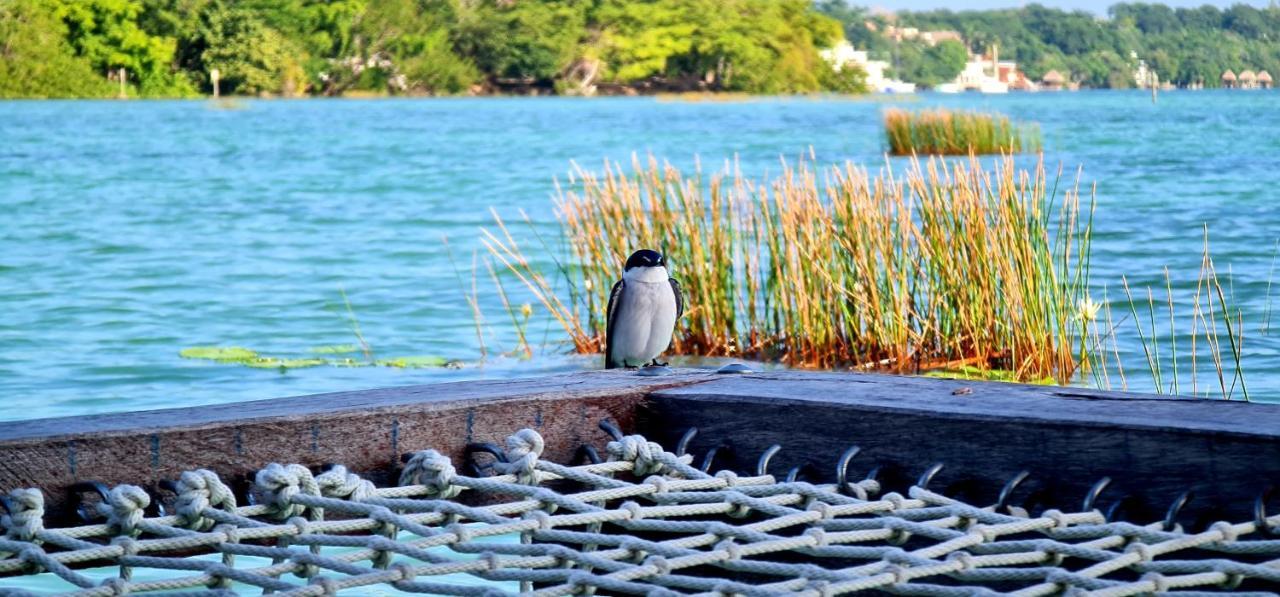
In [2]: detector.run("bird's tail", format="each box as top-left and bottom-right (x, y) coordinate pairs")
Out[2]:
(604, 357), (618, 370)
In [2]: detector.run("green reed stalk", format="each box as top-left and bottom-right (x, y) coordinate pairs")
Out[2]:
(486, 154), (1092, 384)
(883, 108), (1041, 156)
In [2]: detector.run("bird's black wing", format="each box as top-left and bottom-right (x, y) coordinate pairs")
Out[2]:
(670, 277), (684, 320)
(604, 279), (625, 369)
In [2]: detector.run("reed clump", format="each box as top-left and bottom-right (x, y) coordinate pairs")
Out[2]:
(484, 154), (1093, 384)
(884, 108), (1041, 155)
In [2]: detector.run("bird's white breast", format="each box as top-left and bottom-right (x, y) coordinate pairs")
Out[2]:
(612, 267), (678, 367)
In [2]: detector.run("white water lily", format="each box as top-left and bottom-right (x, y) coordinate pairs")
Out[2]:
(1077, 296), (1101, 322)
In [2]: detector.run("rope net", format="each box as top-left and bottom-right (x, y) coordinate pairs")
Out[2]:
(2, 427), (1279, 596)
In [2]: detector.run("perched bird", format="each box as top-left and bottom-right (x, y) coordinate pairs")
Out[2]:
(605, 249), (683, 369)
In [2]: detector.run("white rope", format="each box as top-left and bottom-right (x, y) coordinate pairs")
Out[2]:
(0, 428), (1277, 596)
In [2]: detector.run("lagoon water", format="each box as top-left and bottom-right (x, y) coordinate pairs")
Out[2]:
(3, 91), (1280, 420)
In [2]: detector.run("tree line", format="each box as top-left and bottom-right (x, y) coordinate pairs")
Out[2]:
(0, 0), (867, 98)
(5, 1), (1278, 98)
(819, 1), (1280, 88)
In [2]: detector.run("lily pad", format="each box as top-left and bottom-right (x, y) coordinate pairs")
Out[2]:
(310, 344), (359, 354)
(376, 355), (449, 369)
(180, 346), (258, 363)
(245, 358), (328, 370)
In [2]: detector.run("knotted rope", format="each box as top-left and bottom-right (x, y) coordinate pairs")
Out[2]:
(253, 463), (319, 521)
(315, 465), (375, 502)
(174, 469), (236, 531)
(399, 449), (461, 498)
(96, 485), (149, 537)
(2, 489), (44, 542)
(490, 428), (544, 485)
(1, 427), (1279, 597)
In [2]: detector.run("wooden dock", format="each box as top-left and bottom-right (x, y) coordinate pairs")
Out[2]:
(2, 369), (1278, 527)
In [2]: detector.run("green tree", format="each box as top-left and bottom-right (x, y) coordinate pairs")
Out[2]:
(198, 6), (290, 95)
(455, 0), (586, 81)
(0, 0), (110, 98)
(53, 0), (194, 96)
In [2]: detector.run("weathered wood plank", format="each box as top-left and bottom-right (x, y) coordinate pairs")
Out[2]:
(640, 371), (1280, 525)
(0, 370), (717, 522)
(5, 367), (1280, 529)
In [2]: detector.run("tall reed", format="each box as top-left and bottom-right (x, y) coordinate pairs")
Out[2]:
(884, 109), (1042, 156)
(484, 154), (1094, 384)
(1091, 229), (1250, 400)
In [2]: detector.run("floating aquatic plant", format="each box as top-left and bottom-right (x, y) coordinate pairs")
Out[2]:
(376, 356), (450, 368)
(179, 346), (258, 362)
(180, 347), (459, 370)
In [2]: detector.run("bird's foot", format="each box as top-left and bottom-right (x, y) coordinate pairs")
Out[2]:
(647, 359), (669, 367)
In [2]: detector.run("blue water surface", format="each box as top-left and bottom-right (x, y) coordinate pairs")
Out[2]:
(3, 91), (1280, 418)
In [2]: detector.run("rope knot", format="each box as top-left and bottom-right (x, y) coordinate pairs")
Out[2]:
(308, 576), (339, 595)
(98, 485), (149, 536)
(804, 527), (829, 547)
(1140, 572), (1169, 592)
(491, 429), (544, 485)
(99, 576), (129, 595)
(606, 434), (668, 476)
(2, 488), (44, 541)
(175, 469), (235, 530)
(1125, 541), (1155, 563)
(399, 449), (461, 498)
(253, 463), (318, 520)
(316, 465), (375, 501)
(644, 555), (672, 576)
(1210, 520), (1239, 543)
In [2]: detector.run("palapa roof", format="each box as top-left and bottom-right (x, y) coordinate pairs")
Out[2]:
(1222, 69), (1237, 81)
(1259, 71), (1273, 82)
(1239, 70), (1257, 81)
(1042, 70), (1065, 84)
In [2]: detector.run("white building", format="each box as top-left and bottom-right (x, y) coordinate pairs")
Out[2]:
(820, 40), (916, 94)
(937, 47), (1035, 93)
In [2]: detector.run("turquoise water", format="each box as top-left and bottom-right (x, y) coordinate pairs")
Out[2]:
(3, 91), (1280, 418)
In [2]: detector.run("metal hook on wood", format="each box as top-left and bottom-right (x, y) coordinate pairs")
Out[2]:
(1082, 477), (1113, 513)
(700, 445), (730, 474)
(598, 420), (624, 442)
(835, 445), (871, 496)
(464, 442), (508, 477)
(574, 444), (603, 466)
(151, 479), (181, 517)
(1163, 489), (1195, 532)
(756, 444), (782, 477)
(676, 428), (698, 457)
(69, 481), (112, 523)
(916, 463), (945, 490)
(1255, 485), (1277, 537)
(994, 470), (1031, 512)
(786, 463), (819, 483)
(1105, 494), (1140, 523)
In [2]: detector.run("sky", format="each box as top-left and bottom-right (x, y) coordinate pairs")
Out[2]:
(871, 0), (1273, 14)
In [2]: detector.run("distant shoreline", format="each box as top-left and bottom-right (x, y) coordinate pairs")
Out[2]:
(3, 88), (1272, 103)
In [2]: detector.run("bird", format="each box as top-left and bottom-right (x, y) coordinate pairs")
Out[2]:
(604, 249), (683, 369)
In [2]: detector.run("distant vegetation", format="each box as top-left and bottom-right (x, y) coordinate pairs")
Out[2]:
(0, 0), (864, 99)
(819, 0), (1280, 88)
(883, 109), (1041, 155)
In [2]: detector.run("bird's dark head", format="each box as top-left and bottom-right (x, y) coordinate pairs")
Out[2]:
(624, 249), (666, 271)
